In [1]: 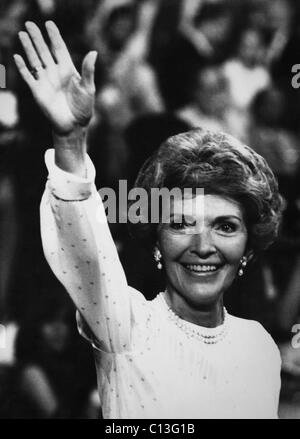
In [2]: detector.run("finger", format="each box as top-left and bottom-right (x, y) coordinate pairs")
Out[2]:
(18, 31), (44, 71)
(80, 51), (98, 93)
(14, 54), (36, 88)
(45, 21), (75, 68)
(25, 21), (56, 69)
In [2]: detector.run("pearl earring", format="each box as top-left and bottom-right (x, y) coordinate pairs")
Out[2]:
(238, 256), (247, 277)
(153, 248), (162, 270)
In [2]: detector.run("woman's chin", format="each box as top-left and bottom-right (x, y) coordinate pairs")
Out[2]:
(185, 288), (223, 306)
(178, 266), (229, 304)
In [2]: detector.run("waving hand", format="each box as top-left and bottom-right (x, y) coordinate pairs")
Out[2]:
(14, 21), (97, 135)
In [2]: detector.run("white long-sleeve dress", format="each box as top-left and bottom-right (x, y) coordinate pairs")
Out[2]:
(40, 149), (281, 419)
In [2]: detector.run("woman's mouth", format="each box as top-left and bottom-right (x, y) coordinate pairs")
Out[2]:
(182, 264), (222, 275)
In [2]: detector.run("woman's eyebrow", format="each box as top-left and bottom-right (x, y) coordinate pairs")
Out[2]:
(162, 212), (183, 223)
(168, 213), (196, 223)
(169, 214), (243, 223)
(168, 213), (183, 220)
(215, 215), (243, 223)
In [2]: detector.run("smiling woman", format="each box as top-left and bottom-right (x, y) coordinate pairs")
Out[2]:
(14, 21), (284, 419)
(128, 129), (283, 330)
(157, 194), (248, 323)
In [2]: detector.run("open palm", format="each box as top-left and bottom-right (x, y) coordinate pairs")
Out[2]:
(14, 21), (97, 135)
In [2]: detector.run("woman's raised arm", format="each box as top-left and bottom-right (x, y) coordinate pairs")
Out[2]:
(14, 22), (134, 353)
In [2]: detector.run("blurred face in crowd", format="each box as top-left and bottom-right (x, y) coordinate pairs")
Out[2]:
(106, 7), (136, 50)
(198, 15), (233, 51)
(36, 0), (56, 16)
(238, 29), (264, 67)
(0, 2), (26, 51)
(157, 194), (248, 314)
(266, 0), (291, 30)
(195, 67), (230, 117)
(249, 0), (290, 29)
(41, 317), (70, 353)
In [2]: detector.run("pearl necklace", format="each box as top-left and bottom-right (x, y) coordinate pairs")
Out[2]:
(159, 293), (229, 344)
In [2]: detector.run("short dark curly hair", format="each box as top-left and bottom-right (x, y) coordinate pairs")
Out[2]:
(128, 129), (283, 254)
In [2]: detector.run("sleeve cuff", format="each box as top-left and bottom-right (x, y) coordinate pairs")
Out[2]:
(44, 148), (96, 201)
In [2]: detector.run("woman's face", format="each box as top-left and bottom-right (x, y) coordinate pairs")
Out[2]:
(157, 194), (248, 309)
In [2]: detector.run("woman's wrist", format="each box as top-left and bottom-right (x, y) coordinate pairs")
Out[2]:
(53, 127), (88, 178)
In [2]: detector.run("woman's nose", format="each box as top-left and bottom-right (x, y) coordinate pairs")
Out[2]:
(189, 229), (215, 256)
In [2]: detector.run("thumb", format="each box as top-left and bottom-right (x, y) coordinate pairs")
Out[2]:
(80, 51), (98, 93)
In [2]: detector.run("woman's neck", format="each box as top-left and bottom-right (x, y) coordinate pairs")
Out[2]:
(164, 288), (224, 328)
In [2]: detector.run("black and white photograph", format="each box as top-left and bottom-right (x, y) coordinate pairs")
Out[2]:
(1, 0), (300, 421)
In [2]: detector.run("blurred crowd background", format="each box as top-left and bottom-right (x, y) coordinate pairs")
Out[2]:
(1, 0), (300, 418)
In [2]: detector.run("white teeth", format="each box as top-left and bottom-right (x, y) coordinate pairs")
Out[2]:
(185, 264), (218, 272)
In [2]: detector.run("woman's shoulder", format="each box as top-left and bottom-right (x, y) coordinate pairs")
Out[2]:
(229, 314), (281, 363)
(229, 313), (274, 338)
(129, 287), (159, 319)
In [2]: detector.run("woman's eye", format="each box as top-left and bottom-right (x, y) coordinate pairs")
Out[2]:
(170, 221), (186, 230)
(169, 218), (196, 230)
(216, 223), (237, 234)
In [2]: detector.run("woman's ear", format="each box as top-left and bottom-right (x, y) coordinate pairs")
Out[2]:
(245, 249), (254, 262)
(153, 241), (160, 255)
